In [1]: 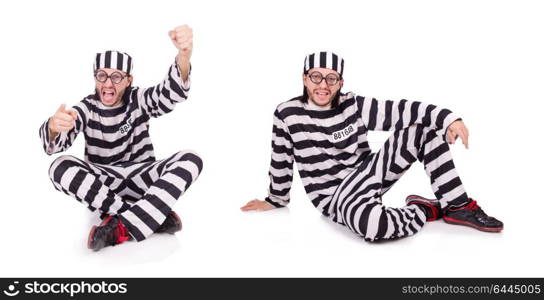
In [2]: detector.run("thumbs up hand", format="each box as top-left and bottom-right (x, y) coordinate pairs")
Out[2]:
(48, 104), (78, 141)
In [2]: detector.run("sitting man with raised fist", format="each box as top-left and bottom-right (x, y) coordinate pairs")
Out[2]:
(241, 51), (503, 242)
(39, 25), (203, 251)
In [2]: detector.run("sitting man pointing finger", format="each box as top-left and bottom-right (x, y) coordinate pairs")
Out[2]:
(40, 25), (203, 251)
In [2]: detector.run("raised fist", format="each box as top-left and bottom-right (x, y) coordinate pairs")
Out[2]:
(169, 25), (193, 60)
(49, 104), (77, 139)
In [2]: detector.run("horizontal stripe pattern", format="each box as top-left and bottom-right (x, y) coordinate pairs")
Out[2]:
(49, 151), (203, 241)
(39, 61), (190, 165)
(265, 92), (459, 217)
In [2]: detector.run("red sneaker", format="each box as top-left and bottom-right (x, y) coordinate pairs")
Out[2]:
(406, 194), (442, 221)
(87, 216), (131, 251)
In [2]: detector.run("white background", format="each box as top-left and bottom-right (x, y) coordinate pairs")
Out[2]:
(0, 0), (542, 277)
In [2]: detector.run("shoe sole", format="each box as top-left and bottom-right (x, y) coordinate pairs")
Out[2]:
(406, 195), (441, 222)
(443, 216), (503, 232)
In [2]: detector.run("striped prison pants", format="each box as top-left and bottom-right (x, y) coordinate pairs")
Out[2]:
(331, 124), (469, 242)
(48, 151), (203, 241)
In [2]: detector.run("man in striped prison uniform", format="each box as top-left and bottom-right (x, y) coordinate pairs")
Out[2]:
(39, 25), (203, 251)
(241, 51), (503, 242)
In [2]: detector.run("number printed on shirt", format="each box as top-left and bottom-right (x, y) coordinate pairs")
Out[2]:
(332, 124), (356, 142)
(119, 118), (132, 135)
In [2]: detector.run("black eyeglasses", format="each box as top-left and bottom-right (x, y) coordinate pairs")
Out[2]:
(307, 71), (341, 86)
(94, 70), (128, 84)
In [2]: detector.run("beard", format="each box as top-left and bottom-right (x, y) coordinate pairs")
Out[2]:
(304, 86), (342, 108)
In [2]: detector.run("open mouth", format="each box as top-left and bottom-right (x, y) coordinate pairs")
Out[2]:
(313, 89), (331, 102)
(101, 89), (117, 105)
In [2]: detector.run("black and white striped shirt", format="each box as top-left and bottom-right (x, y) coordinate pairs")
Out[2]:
(265, 92), (459, 216)
(39, 61), (189, 165)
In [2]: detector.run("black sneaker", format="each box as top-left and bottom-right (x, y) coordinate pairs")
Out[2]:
(406, 194), (442, 221)
(155, 211), (182, 234)
(444, 199), (503, 232)
(87, 216), (131, 251)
